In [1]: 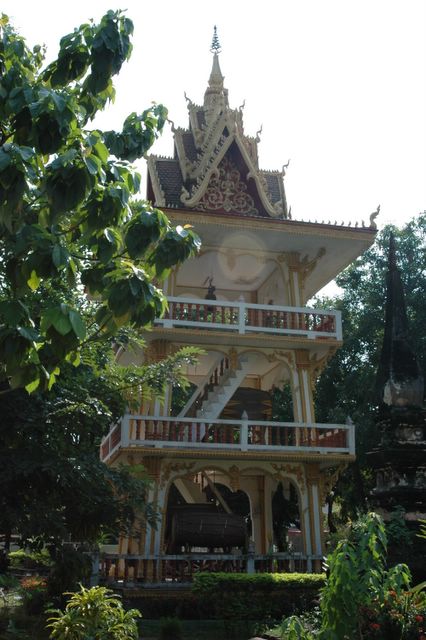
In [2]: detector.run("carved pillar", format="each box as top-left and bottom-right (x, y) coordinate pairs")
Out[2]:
(240, 475), (266, 554)
(286, 252), (303, 307)
(294, 350), (315, 424)
(305, 463), (324, 572)
(264, 475), (275, 552)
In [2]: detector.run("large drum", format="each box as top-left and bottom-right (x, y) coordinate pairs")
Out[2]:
(169, 504), (247, 552)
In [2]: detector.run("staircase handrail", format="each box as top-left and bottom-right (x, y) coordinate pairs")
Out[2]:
(177, 354), (230, 417)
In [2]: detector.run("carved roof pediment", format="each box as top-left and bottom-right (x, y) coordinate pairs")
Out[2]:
(147, 50), (289, 219)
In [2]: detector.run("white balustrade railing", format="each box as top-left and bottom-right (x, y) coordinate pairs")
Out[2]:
(155, 297), (342, 341)
(100, 415), (355, 462)
(100, 552), (323, 583)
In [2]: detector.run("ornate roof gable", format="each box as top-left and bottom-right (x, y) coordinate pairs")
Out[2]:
(147, 30), (288, 218)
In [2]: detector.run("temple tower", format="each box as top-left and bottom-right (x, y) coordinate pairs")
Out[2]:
(100, 33), (377, 584)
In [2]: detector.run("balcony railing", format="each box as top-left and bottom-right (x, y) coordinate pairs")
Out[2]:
(100, 415), (355, 462)
(156, 297), (342, 341)
(100, 552), (323, 584)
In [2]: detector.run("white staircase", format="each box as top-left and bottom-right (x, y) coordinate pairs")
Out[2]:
(196, 357), (250, 420)
(178, 354), (252, 421)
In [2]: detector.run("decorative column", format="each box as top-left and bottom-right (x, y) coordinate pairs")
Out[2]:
(240, 476), (266, 554)
(263, 475), (275, 552)
(305, 463), (324, 572)
(294, 350), (316, 447)
(140, 457), (163, 581)
(294, 350), (316, 424)
(293, 350), (333, 443)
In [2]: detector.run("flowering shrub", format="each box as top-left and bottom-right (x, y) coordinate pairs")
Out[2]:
(19, 575), (49, 615)
(20, 576), (47, 590)
(360, 588), (426, 639)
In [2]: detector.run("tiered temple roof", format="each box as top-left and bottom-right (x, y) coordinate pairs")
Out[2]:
(147, 38), (288, 218)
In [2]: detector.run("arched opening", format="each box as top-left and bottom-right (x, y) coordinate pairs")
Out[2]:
(163, 470), (250, 554)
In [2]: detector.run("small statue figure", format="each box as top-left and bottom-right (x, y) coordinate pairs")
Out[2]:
(205, 276), (217, 301)
(204, 276), (217, 312)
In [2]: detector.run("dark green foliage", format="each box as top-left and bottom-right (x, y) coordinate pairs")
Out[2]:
(386, 506), (413, 548)
(8, 549), (51, 569)
(0, 272), (199, 552)
(278, 513), (426, 639)
(47, 585), (141, 640)
(47, 547), (91, 604)
(0, 13), (200, 393)
(271, 382), (293, 422)
(314, 215), (426, 519)
(0, 360), (149, 549)
(192, 573), (325, 621)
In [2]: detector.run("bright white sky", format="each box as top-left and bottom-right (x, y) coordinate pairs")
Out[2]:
(3, 0), (426, 230)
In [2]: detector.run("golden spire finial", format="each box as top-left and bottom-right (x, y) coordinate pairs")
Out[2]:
(210, 25), (221, 54)
(204, 26), (227, 115)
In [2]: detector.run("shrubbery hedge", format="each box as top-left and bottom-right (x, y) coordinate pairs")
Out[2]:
(192, 572), (325, 621)
(127, 573), (325, 621)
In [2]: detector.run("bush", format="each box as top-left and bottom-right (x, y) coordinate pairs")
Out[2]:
(277, 513), (426, 640)
(359, 587), (426, 639)
(386, 506), (413, 548)
(47, 546), (92, 605)
(0, 574), (19, 589)
(277, 615), (314, 639)
(8, 549), (51, 569)
(192, 572), (325, 621)
(47, 585), (141, 640)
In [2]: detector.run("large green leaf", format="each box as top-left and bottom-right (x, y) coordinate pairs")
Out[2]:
(0, 149), (12, 171)
(69, 310), (86, 340)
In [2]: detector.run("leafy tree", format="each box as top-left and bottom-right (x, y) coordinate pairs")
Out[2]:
(314, 214), (426, 519)
(0, 11), (200, 393)
(0, 331), (198, 551)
